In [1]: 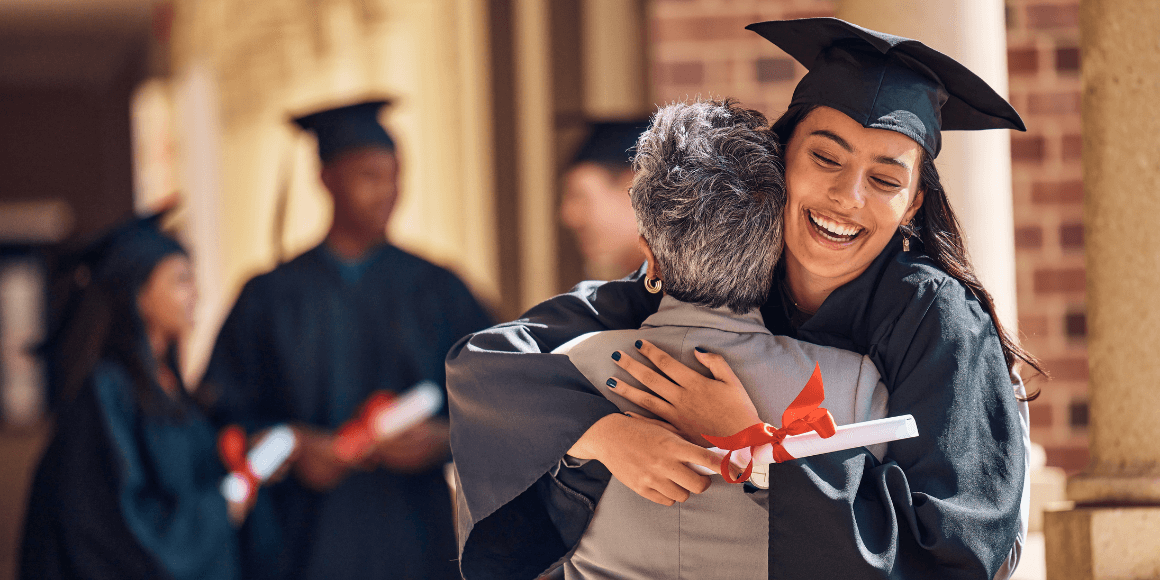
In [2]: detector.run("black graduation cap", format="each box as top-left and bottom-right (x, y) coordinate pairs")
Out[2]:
(77, 211), (187, 295)
(292, 100), (396, 163)
(746, 18), (1025, 157)
(572, 119), (652, 170)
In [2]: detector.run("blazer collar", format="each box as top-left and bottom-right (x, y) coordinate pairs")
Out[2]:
(641, 295), (770, 336)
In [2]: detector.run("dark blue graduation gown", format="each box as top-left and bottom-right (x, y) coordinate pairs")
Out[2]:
(21, 360), (239, 580)
(203, 243), (492, 580)
(447, 233), (1025, 580)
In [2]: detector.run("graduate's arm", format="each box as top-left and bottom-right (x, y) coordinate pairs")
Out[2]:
(869, 280), (1024, 577)
(448, 270), (663, 580)
(367, 268), (492, 472)
(93, 369), (239, 580)
(769, 280), (1025, 579)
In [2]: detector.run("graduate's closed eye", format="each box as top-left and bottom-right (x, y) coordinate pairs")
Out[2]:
(811, 152), (839, 167)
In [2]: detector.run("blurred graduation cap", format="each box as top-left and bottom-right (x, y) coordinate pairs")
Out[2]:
(291, 99), (396, 164)
(272, 99), (396, 262)
(572, 119), (652, 171)
(72, 210), (187, 295)
(746, 18), (1025, 157)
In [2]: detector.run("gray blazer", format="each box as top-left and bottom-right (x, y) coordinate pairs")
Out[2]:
(553, 296), (888, 580)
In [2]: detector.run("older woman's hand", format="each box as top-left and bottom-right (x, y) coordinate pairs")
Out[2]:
(610, 339), (762, 444)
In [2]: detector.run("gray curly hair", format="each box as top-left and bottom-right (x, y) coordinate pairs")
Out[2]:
(631, 98), (785, 313)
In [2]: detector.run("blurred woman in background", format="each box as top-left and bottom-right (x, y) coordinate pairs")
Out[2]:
(21, 211), (247, 580)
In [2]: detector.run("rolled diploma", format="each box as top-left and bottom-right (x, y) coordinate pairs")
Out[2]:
(371, 381), (444, 440)
(691, 414), (919, 477)
(220, 424), (298, 503)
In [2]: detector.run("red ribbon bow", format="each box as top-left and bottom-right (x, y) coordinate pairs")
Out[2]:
(334, 391), (396, 463)
(218, 424), (261, 500)
(702, 362), (837, 484)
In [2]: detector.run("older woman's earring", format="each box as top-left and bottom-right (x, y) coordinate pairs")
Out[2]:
(903, 236), (910, 252)
(644, 277), (663, 294)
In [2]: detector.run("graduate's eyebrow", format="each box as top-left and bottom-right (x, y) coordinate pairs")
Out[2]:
(809, 130), (853, 152)
(809, 130), (911, 171)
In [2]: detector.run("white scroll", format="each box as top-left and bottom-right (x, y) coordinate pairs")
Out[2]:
(220, 424), (298, 503)
(690, 414), (919, 488)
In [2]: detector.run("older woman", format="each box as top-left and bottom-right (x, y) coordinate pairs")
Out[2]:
(449, 18), (1034, 580)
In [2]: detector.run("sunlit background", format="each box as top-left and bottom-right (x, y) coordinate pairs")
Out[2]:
(0, 0), (1117, 578)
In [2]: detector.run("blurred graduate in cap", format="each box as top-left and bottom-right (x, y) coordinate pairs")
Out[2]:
(201, 99), (492, 580)
(448, 18), (1037, 580)
(21, 210), (252, 580)
(560, 120), (650, 279)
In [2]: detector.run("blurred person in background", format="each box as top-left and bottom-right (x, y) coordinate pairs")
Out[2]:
(21, 210), (251, 580)
(201, 100), (492, 580)
(560, 120), (650, 280)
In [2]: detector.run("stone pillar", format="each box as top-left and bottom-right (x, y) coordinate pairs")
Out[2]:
(836, 0), (1019, 331)
(513, 0), (558, 310)
(581, 0), (650, 120)
(1043, 0), (1160, 578)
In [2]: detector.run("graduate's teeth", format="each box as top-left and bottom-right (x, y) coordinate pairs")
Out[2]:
(808, 211), (862, 241)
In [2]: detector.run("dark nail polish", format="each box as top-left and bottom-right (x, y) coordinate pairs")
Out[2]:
(695, 346), (707, 354)
(611, 351), (621, 361)
(634, 340), (643, 349)
(606, 378), (618, 388)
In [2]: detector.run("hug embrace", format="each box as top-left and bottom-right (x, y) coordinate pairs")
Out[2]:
(448, 17), (1039, 580)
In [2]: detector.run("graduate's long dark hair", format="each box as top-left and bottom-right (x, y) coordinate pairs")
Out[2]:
(772, 104), (1046, 399)
(42, 219), (189, 415)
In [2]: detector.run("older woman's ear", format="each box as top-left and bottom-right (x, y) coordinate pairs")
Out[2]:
(638, 236), (660, 281)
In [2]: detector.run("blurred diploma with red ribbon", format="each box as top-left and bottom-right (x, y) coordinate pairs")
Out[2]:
(695, 363), (919, 488)
(219, 424), (298, 503)
(332, 380), (445, 463)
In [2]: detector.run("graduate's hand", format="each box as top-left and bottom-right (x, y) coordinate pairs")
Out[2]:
(611, 340), (762, 444)
(567, 413), (721, 506)
(370, 417), (450, 474)
(290, 425), (349, 491)
(226, 493), (256, 527)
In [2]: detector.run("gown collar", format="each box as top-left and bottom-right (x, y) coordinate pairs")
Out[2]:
(315, 242), (388, 285)
(641, 295), (770, 336)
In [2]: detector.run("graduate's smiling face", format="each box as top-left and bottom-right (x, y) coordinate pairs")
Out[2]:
(782, 106), (924, 291)
(137, 255), (197, 344)
(323, 147), (400, 239)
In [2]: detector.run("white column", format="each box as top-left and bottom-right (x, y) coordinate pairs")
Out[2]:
(582, 0), (650, 119)
(513, 0), (558, 310)
(173, 63), (226, 383)
(836, 0), (1019, 332)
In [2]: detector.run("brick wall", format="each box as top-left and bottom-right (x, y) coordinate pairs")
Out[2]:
(1006, 0), (1087, 474)
(649, 0), (1088, 473)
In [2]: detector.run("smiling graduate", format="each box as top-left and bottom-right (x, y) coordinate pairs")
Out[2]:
(448, 18), (1036, 580)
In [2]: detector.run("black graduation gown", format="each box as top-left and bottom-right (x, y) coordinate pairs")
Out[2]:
(203, 243), (493, 580)
(447, 233), (1025, 580)
(21, 360), (239, 580)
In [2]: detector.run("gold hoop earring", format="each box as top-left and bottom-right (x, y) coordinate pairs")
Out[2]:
(644, 277), (663, 294)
